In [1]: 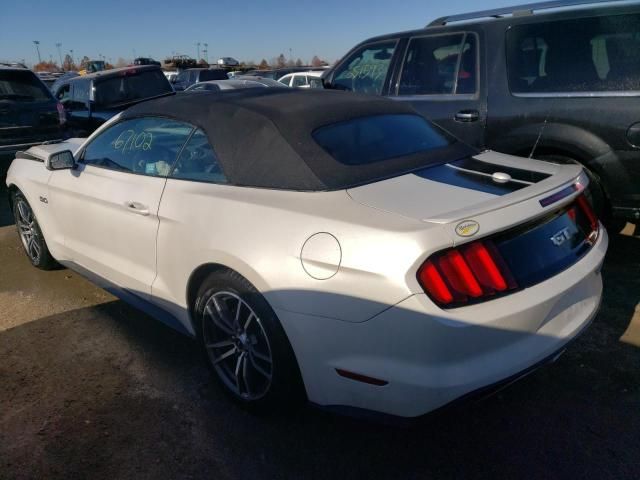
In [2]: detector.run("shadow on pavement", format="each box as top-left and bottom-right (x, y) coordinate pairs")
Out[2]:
(0, 232), (638, 480)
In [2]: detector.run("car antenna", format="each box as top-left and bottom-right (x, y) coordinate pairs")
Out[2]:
(529, 117), (549, 159)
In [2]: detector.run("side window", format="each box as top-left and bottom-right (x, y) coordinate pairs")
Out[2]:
(82, 117), (193, 176)
(170, 129), (227, 183)
(176, 71), (189, 84)
(398, 33), (477, 96)
(279, 75), (292, 86)
(69, 83), (88, 111)
(332, 41), (397, 95)
(56, 84), (71, 103)
(507, 13), (640, 93)
(292, 75), (307, 87)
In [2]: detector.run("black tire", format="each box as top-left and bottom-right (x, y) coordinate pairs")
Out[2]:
(11, 191), (58, 270)
(193, 269), (305, 411)
(535, 154), (626, 233)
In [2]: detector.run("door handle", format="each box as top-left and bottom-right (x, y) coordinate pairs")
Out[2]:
(125, 201), (150, 216)
(455, 110), (480, 122)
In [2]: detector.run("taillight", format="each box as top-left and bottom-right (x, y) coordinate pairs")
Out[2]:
(56, 102), (66, 125)
(418, 239), (518, 308)
(576, 194), (598, 232)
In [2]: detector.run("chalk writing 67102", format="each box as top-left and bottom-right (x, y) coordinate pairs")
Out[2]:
(111, 130), (153, 152)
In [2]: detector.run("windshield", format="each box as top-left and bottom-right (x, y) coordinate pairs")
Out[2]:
(94, 70), (173, 108)
(0, 70), (53, 102)
(313, 114), (453, 165)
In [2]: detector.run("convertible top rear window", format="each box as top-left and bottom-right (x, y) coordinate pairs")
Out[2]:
(313, 114), (452, 165)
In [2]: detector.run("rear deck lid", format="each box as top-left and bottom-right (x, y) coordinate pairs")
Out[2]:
(347, 151), (585, 227)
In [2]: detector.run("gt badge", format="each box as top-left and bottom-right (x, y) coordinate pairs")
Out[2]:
(550, 227), (571, 246)
(455, 220), (480, 237)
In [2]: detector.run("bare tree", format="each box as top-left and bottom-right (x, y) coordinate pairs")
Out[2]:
(295, 58), (303, 67)
(115, 57), (129, 68)
(311, 55), (327, 67)
(63, 54), (76, 71)
(276, 53), (286, 69)
(259, 59), (269, 69)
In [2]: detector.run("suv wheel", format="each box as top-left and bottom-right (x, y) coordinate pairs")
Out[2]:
(194, 270), (305, 410)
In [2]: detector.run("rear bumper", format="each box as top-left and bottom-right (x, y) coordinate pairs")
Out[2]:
(278, 228), (608, 418)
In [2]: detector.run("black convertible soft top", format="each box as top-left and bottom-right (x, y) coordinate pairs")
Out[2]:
(121, 89), (473, 191)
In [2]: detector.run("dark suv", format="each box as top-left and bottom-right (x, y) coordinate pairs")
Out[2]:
(53, 65), (174, 136)
(0, 66), (65, 163)
(323, 0), (640, 225)
(171, 68), (229, 91)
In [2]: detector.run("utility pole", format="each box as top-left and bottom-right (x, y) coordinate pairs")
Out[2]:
(204, 43), (208, 64)
(70, 49), (74, 67)
(196, 42), (200, 61)
(56, 43), (63, 69)
(33, 40), (42, 64)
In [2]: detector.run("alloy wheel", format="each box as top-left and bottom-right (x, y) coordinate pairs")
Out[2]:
(202, 291), (273, 401)
(15, 200), (41, 264)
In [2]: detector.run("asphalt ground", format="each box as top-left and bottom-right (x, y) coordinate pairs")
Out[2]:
(0, 180), (639, 480)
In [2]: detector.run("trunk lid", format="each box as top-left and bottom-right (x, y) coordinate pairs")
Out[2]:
(347, 151), (587, 241)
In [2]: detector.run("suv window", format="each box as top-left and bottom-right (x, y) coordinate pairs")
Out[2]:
(94, 70), (172, 108)
(0, 70), (52, 102)
(332, 40), (397, 95)
(313, 114), (452, 165)
(398, 33), (478, 96)
(170, 129), (227, 183)
(82, 117), (193, 176)
(278, 75), (292, 86)
(507, 13), (640, 94)
(200, 69), (228, 81)
(292, 75), (307, 87)
(176, 71), (189, 84)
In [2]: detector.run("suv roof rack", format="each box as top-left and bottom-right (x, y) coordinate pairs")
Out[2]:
(427, 0), (627, 27)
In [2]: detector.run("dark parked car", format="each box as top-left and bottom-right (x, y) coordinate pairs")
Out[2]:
(0, 66), (65, 164)
(323, 0), (640, 226)
(52, 65), (174, 136)
(134, 57), (161, 66)
(243, 66), (326, 80)
(171, 68), (229, 91)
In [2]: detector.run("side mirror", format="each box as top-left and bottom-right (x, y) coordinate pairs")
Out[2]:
(46, 150), (76, 171)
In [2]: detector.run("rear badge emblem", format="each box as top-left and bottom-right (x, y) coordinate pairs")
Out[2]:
(550, 227), (571, 246)
(455, 220), (480, 237)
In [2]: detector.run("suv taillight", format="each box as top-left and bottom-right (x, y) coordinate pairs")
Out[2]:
(418, 240), (518, 307)
(56, 102), (66, 125)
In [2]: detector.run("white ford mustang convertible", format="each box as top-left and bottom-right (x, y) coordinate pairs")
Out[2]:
(5, 89), (607, 418)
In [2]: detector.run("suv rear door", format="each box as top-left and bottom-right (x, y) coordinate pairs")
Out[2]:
(390, 29), (487, 148)
(488, 10), (640, 220)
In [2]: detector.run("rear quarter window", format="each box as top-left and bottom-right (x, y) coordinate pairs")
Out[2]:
(507, 13), (640, 94)
(313, 114), (452, 165)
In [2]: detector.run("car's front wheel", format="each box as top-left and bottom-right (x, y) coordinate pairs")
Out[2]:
(12, 191), (58, 270)
(194, 270), (305, 410)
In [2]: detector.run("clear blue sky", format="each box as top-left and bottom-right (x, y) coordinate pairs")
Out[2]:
(1, 0), (535, 66)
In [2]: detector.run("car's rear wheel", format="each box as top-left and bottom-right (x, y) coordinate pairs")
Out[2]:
(194, 270), (305, 410)
(12, 191), (57, 270)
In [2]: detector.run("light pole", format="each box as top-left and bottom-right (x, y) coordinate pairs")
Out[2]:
(56, 43), (63, 69)
(70, 49), (74, 68)
(33, 40), (42, 64)
(204, 43), (209, 64)
(196, 42), (200, 61)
